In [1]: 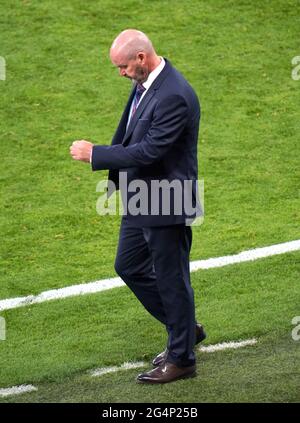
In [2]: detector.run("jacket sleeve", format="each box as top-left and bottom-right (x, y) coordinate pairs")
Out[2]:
(91, 94), (188, 171)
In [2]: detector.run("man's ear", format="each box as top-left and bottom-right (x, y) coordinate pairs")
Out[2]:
(137, 52), (146, 64)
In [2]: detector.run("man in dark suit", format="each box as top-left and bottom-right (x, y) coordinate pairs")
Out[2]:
(70, 29), (205, 384)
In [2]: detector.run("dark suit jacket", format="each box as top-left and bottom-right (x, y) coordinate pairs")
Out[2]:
(92, 58), (202, 227)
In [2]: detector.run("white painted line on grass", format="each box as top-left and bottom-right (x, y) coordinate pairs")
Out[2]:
(1, 239), (299, 312)
(91, 361), (146, 377)
(0, 384), (37, 398)
(199, 338), (257, 353)
(190, 239), (300, 271)
(0, 277), (125, 312)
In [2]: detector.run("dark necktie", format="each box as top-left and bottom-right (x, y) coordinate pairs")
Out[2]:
(131, 83), (146, 117)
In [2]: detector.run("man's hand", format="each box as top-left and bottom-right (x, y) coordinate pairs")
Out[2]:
(70, 140), (94, 163)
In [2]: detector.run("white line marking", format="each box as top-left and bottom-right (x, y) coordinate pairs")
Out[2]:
(1, 239), (299, 312)
(190, 239), (300, 271)
(90, 361), (146, 377)
(0, 277), (125, 312)
(0, 384), (37, 398)
(199, 338), (257, 353)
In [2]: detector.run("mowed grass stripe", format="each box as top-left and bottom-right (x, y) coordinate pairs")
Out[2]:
(1, 239), (299, 311)
(0, 339), (258, 397)
(0, 251), (298, 393)
(1, 333), (298, 403)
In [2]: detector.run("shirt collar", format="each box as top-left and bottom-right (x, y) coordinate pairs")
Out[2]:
(142, 57), (165, 91)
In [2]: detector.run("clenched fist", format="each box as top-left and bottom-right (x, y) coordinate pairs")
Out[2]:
(70, 140), (94, 163)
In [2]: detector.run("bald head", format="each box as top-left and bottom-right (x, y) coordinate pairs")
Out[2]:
(110, 29), (154, 62)
(110, 29), (161, 83)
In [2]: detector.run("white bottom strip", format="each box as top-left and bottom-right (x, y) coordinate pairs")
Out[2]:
(1, 239), (299, 312)
(0, 384), (37, 398)
(91, 361), (146, 377)
(199, 338), (257, 353)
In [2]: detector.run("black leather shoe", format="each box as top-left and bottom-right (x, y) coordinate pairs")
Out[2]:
(152, 323), (206, 367)
(137, 362), (196, 384)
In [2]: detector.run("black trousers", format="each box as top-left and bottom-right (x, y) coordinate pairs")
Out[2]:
(114, 216), (196, 367)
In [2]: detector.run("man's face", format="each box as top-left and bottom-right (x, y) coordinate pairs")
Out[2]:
(111, 52), (149, 84)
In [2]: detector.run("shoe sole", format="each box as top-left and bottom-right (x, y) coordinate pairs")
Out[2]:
(137, 371), (197, 384)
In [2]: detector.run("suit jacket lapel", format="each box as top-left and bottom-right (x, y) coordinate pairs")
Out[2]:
(122, 89), (155, 145)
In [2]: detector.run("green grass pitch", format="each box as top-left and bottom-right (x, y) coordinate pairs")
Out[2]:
(0, 0), (299, 402)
